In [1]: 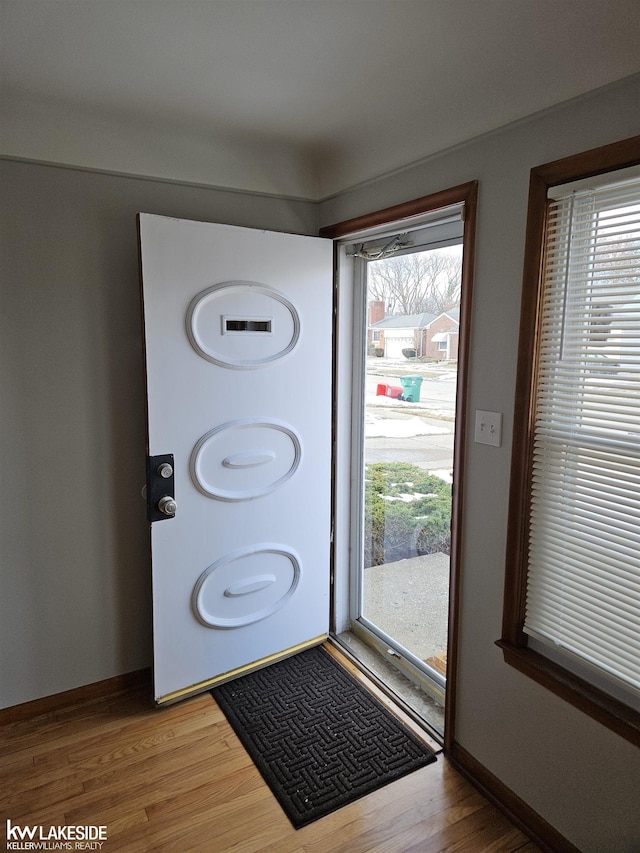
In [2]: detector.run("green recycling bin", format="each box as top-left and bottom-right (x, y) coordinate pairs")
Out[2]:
(400, 375), (423, 402)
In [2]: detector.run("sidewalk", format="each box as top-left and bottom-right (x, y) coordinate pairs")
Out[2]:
(363, 552), (449, 661)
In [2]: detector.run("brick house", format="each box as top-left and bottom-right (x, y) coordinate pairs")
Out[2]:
(421, 307), (460, 360)
(370, 305), (459, 360)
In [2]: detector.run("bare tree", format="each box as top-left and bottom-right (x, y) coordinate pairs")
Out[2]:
(367, 249), (461, 316)
(433, 254), (463, 313)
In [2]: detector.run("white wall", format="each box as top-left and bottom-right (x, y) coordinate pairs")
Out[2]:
(0, 160), (318, 708)
(1, 90), (318, 200)
(321, 76), (640, 852)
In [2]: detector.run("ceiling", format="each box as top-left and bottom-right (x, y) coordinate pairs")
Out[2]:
(1, 0), (639, 198)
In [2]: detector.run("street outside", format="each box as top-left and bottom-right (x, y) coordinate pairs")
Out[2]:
(364, 356), (457, 479)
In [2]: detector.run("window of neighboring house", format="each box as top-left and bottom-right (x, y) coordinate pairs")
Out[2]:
(437, 340), (447, 351)
(499, 136), (640, 747)
(372, 331), (381, 342)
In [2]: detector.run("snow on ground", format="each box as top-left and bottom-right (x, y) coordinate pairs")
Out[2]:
(367, 394), (454, 419)
(365, 414), (449, 438)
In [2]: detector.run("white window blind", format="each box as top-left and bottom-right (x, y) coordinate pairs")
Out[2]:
(525, 176), (640, 699)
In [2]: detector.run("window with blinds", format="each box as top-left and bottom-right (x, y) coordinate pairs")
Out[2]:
(525, 176), (640, 703)
(500, 136), (640, 745)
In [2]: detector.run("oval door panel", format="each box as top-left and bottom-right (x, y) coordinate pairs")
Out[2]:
(192, 545), (300, 628)
(190, 418), (301, 501)
(186, 281), (300, 369)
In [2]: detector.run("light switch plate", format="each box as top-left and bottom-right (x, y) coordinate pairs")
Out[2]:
(475, 410), (502, 447)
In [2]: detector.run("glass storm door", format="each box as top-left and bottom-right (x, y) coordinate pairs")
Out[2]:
(360, 246), (460, 689)
(345, 212), (464, 731)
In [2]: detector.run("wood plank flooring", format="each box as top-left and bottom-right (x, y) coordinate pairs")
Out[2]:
(1, 654), (539, 852)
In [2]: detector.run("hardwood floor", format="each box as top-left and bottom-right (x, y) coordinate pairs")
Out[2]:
(1, 653), (539, 852)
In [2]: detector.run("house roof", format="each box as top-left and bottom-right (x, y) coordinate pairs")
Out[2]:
(372, 307), (460, 330)
(439, 307), (460, 323)
(371, 312), (436, 330)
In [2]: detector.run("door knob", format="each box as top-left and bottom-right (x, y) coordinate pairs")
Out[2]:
(158, 496), (177, 516)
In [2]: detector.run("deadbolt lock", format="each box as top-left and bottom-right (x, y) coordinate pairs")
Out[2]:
(146, 453), (176, 522)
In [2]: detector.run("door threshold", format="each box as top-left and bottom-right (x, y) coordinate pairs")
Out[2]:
(328, 633), (444, 750)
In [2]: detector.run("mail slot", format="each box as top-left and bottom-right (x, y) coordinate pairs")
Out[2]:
(223, 316), (272, 334)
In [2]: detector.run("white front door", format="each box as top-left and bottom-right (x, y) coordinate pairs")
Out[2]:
(139, 214), (332, 704)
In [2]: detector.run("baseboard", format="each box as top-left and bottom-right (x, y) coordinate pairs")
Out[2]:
(447, 741), (581, 853)
(0, 668), (152, 725)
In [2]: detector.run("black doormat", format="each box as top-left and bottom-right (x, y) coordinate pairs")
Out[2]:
(211, 645), (437, 828)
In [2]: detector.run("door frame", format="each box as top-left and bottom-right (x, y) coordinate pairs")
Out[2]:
(321, 181), (478, 751)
